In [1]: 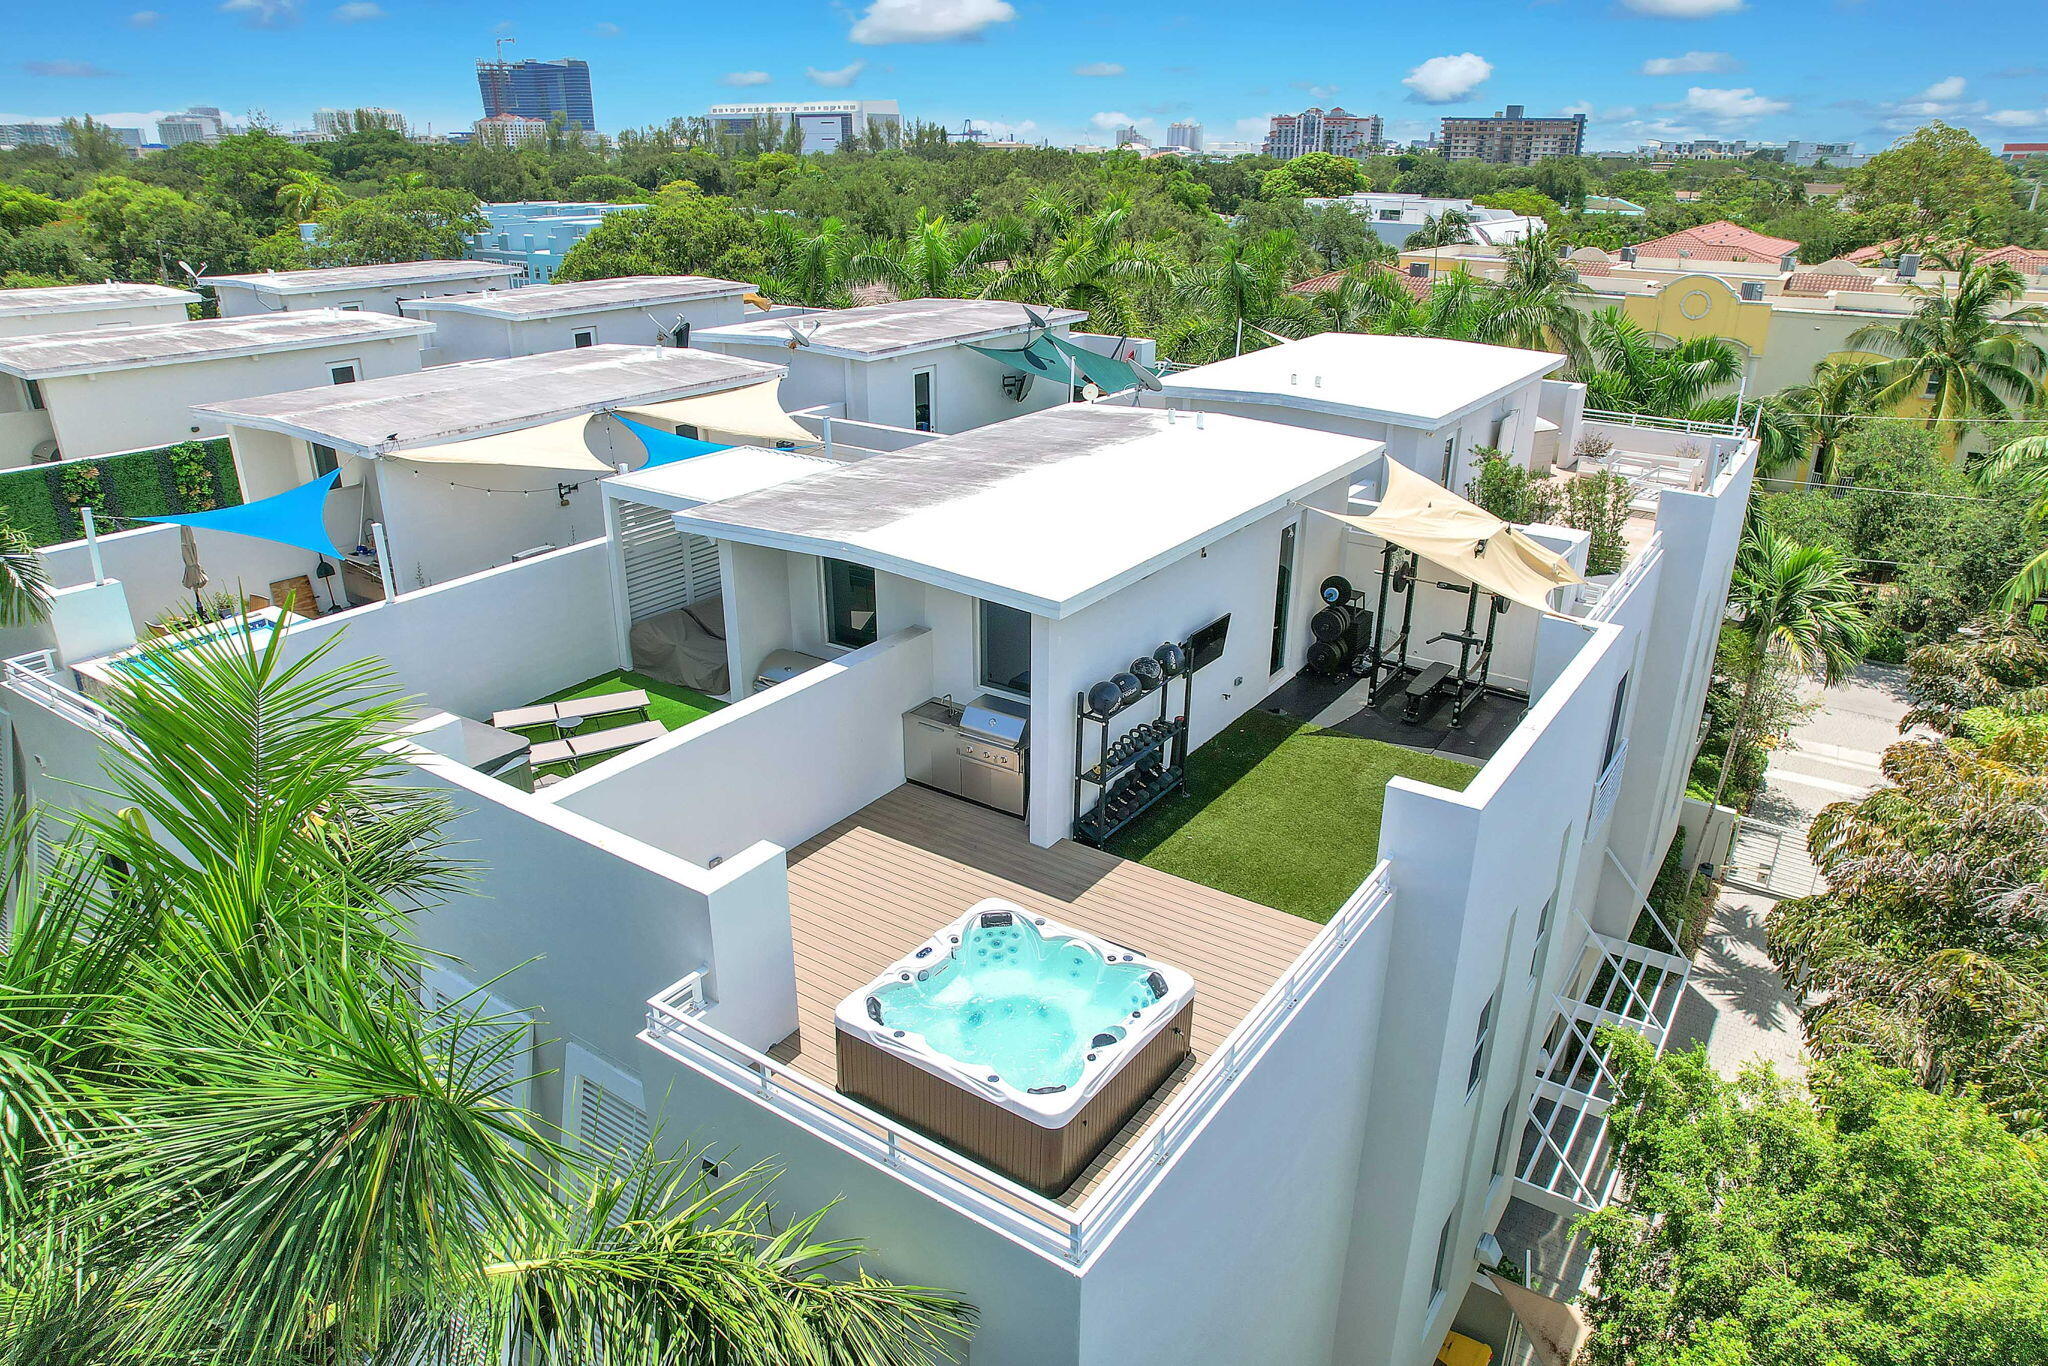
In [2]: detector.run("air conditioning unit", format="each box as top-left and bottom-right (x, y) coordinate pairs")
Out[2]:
(1619, 246), (1638, 264)
(1896, 252), (1920, 279)
(1739, 281), (1766, 301)
(1407, 262), (1429, 278)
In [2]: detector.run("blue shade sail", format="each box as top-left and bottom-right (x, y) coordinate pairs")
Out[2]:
(142, 470), (343, 558)
(614, 414), (734, 468)
(1043, 333), (1154, 394)
(966, 335), (1069, 377)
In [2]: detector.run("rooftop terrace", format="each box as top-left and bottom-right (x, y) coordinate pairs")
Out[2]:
(697, 297), (1086, 359)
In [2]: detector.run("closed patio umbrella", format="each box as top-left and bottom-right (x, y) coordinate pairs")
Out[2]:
(178, 524), (209, 617)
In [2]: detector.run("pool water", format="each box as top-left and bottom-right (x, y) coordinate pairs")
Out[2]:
(874, 915), (1165, 1092)
(108, 619), (277, 682)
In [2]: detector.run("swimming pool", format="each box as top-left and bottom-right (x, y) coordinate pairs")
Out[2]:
(835, 898), (1195, 1193)
(72, 607), (291, 699)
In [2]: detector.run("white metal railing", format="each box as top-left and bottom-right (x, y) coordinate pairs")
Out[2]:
(1, 650), (124, 740)
(1588, 740), (1628, 831)
(1585, 539), (1661, 624)
(1582, 408), (1744, 438)
(641, 861), (1396, 1265)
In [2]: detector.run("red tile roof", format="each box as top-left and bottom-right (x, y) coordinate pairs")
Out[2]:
(1784, 272), (1871, 296)
(1631, 220), (1801, 263)
(1842, 239), (1901, 264)
(1976, 244), (2048, 275)
(1291, 264), (1434, 300)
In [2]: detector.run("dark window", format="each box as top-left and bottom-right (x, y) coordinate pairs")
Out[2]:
(337, 302), (362, 311)
(1492, 1098), (1516, 1179)
(1602, 672), (1630, 769)
(1530, 895), (1553, 976)
(329, 363), (358, 385)
(310, 443), (340, 478)
(1270, 522), (1297, 674)
(823, 558), (877, 649)
(22, 379), (44, 412)
(573, 329), (596, 348)
(979, 599), (1032, 695)
(1440, 436), (1456, 484)
(912, 369), (934, 432)
(1467, 994), (1494, 1095)
(1431, 1210), (1456, 1299)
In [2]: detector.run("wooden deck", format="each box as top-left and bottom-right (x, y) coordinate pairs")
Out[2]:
(780, 783), (1320, 1204)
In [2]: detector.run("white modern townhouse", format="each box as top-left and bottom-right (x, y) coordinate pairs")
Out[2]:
(0, 332), (1754, 1366)
(398, 275), (759, 365)
(203, 260), (522, 319)
(0, 281), (199, 340)
(0, 309), (431, 467)
(695, 297), (1159, 441)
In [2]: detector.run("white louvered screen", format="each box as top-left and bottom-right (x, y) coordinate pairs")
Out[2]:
(685, 531), (720, 604)
(565, 1042), (653, 1222)
(618, 498), (717, 622)
(419, 965), (537, 1118)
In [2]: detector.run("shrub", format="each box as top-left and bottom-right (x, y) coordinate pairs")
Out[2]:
(1573, 430), (1615, 465)
(1562, 471), (1633, 576)
(60, 462), (102, 511)
(168, 442), (219, 510)
(0, 438), (240, 547)
(1464, 450), (1563, 526)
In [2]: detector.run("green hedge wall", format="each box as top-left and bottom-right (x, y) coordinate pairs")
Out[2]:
(0, 439), (243, 548)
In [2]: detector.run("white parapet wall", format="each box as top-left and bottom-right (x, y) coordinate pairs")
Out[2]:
(548, 626), (934, 868)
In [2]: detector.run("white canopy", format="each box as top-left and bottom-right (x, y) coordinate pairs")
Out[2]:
(618, 378), (813, 445)
(1315, 462), (1584, 614)
(395, 414), (625, 473)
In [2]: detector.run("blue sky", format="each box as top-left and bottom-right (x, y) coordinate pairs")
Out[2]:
(5, 0), (2046, 153)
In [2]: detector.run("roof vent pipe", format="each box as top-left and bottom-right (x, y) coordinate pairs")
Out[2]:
(1195, 410), (1205, 429)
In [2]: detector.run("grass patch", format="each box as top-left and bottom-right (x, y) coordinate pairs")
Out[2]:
(530, 669), (727, 736)
(1106, 709), (1478, 923)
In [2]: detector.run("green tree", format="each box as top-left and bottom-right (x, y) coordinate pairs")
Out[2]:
(1848, 252), (2048, 436)
(1577, 309), (1742, 416)
(556, 189), (770, 282)
(565, 172), (649, 203)
(196, 130), (323, 228)
(0, 183), (63, 233)
(1579, 1037), (2048, 1366)
(1473, 188), (1562, 220)
(0, 518), (51, 625)
(72, 177), (248, 280)
(1262, 152), (1368, 199)
(1709, 528), (1869, 809)
(306, 187), (488, 266)
(1848, 122), (2026, 236)
(274, 168), (345, 222)
(1773, 356), (1881, 482)
(0, 628), (975, 1365)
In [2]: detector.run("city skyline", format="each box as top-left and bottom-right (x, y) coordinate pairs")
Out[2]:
(5, 0), (2046, 152)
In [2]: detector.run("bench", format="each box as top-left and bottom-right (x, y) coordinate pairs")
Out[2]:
(529, 719), (668, 772)
(1402, 661), (1454, 722)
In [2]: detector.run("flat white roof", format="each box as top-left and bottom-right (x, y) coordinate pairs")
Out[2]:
(647, 404), (1380, 618)
(399, 275), (754, 320)
(607, 447), (842, 506)
(193, 344), (786, 454)
(0, 281), (200, 320)
(1161, 333), (1566, 430)
(696, 297), (1086, 361)
(0, 309), (431, 381)
(202, 260), (522, 295)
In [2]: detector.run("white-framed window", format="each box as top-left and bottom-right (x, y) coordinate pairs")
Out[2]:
(337, 301), (363, 311)
(309, 442), (340, 478)
(822, 557), (877, 650)
(977, 598), (1032, 696)
(1467, 993), (1495, 1097)
(1439, 436), (1457, 485)
(912, 367), (935, 432)
(1492, 1097), (1517, 1182)
(329, 361), (359, 385)
(1430, 1208), (1457, 1304)
(21, 378), (44, 412)
(1270, 520), (1298, 675)
(1530, 894), (1554, 977)
(1602, 672), (1630, 769)
(573, 328), (596, 348)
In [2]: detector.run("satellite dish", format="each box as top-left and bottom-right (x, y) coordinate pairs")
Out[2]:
(1130, 363), (1165, 392)
(781, 319), (819, 349)
(1021, 305), (1050, 331)
(178, 260), (208, 281)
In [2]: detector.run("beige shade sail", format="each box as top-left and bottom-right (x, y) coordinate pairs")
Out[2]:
(617, 378), (814, 446)
(1312, 461), (1583, 614)
(1483, 1271), (1590, 1366)
(395, 414), (624, 473)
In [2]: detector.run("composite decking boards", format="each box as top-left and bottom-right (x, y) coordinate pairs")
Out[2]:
(780, 783), (1319, 1206)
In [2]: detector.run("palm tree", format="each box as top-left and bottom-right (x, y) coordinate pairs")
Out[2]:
(985, 204), (1168, 338)
(0, 627), (974, 1366)
(1407, 209), (1473, 250)
(1577, 309), (1743, 418)
(1164, 230), (1318, 361)
(1847, 253), (2048, 438)
(868, 211), (999, 300)
(1708, 529), (1871, 810)
(1773, 357), (1882, 484)
(276, 169), (346, 222)
(0, 520), (50, 627)
(1975, 434), (2048, 605)
(1486, 231), (1591, 364)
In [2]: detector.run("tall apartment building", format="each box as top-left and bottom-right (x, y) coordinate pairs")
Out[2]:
(705, 100), (903, 154)
(0, 121), (143, 154)
(1167, 121), (1203, 151)
(1263, 107), (1383, 160)
(1439, 105), (1585, 165)
(156, 106), (230, 147)
(472, 114), (551, 148)
(312, 107), (408, 138)
(1113, 123), (1146, 148)
(475, 57), (595, 131)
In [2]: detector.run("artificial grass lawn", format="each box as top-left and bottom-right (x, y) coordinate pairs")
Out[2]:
(530, 669), (727, 737)
(1104, 709), (1477, 923)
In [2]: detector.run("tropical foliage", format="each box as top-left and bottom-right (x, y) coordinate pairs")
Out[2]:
(1579, 1035), (2048, 1366)
(1848, 253), (2048, 436)
(0, 628), (973, 1365)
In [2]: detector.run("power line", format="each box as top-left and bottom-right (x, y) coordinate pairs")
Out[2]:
(1753, 475), (1997, 502)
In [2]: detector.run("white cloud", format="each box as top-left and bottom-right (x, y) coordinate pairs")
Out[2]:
(1292, 81), (1341, 99)
(219, 0), (301, 27)
(591, 20), (621, 36)
(807, 60), (866, 88)
(1089, 111), (1151, 133)
(331, 2), (382, 21)
(1074, 61), (1124, 77)
(128, 10), (160, 25)
(721, 70), (772, 87)
(1562, 100), (1596, 116)
(1234, 115), (1274, 140)
(848, 0), (1015, 44)
(1402, 53), (1492, 104)
(1619, 0), (1744, 15)
(1671, 86), (1788, 123)
(1986, 108), (2048, 127)
(1918, 75), (1966, 100)
(968, 115), (1039, 140)
(21, 60), (120, 77)
(1641, 50), (1737, 75)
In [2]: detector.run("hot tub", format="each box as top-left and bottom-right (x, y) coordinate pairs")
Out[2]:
(834, 898), (1195, 1195)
